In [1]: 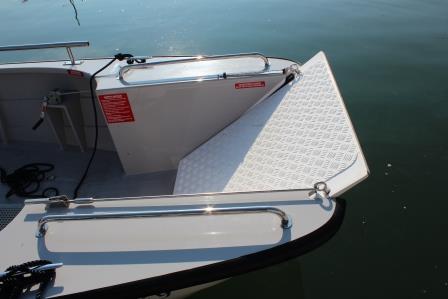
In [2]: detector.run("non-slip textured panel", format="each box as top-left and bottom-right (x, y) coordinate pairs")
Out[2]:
(0, 206), (22, 231)
(174, 52), (358, 194)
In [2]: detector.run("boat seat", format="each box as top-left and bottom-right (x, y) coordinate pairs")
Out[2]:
(174, 52), (367, 195)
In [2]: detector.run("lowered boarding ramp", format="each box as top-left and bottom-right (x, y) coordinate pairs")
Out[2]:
(175, 52), (368, 195)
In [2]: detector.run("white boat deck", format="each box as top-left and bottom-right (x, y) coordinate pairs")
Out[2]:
(0, 142), (176, 229)
(0, 143), (175, 202)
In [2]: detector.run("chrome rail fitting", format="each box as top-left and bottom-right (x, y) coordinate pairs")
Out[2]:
(35, 205), (292, 238)
(26, 195), (94, 208)
(0, 41), (89, 65)
(118, 52), (271, 85)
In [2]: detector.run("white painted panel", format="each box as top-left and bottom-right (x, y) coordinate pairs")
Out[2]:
(96, 74), (285, 174)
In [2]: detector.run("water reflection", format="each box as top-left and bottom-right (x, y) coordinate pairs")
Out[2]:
(2, 0), (448, 298)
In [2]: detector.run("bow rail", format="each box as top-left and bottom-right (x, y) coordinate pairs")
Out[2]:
(118, 52), (273, 85)
(0, 41), (89, 65)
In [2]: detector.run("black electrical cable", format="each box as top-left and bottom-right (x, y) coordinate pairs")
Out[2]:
(72, 53), (134, 198)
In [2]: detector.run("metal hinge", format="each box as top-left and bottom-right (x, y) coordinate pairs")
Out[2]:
(25, 195), (93, 209)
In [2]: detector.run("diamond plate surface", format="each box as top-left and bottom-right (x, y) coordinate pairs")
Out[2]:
(0, 206), (22, 231)
(174, 52), (358, 194)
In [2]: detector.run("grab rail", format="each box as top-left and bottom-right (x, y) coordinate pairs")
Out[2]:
(35, 205), (292, 237)
(118, 52), (272, 85)
(0, 41), (89, 65)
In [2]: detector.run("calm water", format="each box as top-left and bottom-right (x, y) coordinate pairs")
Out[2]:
(1, 0), (448, 298)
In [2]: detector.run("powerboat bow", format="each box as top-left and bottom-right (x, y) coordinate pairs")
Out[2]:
(0, 41), (368, 298)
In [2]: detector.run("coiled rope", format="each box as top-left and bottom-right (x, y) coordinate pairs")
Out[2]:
(0, 163), (58, 198)
(0, 260), (56, 299)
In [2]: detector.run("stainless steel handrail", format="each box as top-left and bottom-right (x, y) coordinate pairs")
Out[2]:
(25, 186), (315, 208)
(36, 205), (292, 237)
(118, 53), (271, 84)
(0, 41), (89, 65)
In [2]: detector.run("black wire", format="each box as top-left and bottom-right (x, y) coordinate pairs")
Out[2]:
(73, 53), (134, 198)
(72, 58), (117, 198)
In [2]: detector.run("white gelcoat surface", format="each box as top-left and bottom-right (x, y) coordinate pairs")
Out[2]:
(95, 57), (288, 175)
(0, 189), (334, 298)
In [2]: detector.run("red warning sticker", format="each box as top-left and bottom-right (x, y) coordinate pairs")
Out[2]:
(235, 81), (266, 89)
(98, 93), (135, 124)
(67, 69), (84, 77)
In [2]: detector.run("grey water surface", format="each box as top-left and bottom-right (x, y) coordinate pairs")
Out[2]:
(1, 0), (448, 298)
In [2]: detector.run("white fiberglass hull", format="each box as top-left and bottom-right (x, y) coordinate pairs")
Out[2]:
(0, 48), (367, 298)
